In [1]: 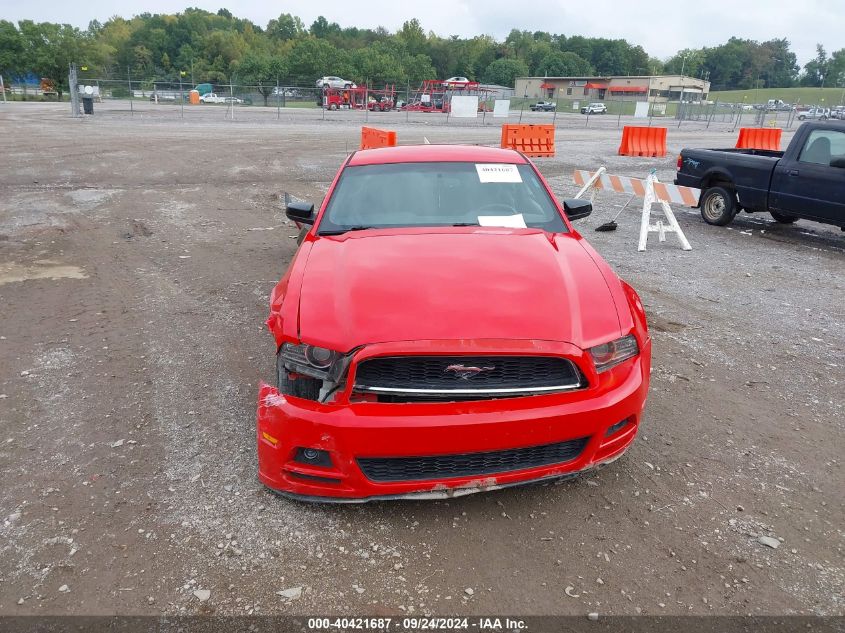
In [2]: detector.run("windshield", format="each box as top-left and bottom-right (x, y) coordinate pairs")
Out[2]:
(317, 161), (567, 234)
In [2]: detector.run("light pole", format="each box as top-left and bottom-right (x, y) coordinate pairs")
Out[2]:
(179, 70), (185, 118)
(680, 52), (692, 77)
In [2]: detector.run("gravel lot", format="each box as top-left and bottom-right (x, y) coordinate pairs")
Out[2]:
(0, 102), (842, 618)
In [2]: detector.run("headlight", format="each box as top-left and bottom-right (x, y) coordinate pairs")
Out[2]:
(589, 334), (639, 373)
(281, 343), (345, 380)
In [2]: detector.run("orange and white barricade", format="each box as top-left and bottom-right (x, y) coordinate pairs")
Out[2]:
(574, 169), (697, 252)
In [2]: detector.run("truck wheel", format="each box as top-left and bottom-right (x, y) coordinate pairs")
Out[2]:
(700, 186), (737, 226)
(277, 354), (321, 400)
(769, 211), (797, 224)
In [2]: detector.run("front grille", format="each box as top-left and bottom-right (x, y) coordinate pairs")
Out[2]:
(357, 437), (590, 482)
(354, 355), (582, 398)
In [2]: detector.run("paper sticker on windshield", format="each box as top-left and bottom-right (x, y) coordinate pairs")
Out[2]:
(478, 214), (527, 228)
(476, 164), (522, 183)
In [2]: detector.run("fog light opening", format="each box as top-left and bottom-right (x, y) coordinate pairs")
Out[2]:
(605, 418), (631, 437)
(294, 447), (333, 468)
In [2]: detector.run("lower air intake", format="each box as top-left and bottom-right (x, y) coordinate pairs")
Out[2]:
(357, 437), (589, 482)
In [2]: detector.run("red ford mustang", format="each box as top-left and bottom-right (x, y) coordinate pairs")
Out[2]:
(257, 145), (651, 502)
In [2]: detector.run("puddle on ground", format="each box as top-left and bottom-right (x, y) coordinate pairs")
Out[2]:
(0, 260), (88, 285)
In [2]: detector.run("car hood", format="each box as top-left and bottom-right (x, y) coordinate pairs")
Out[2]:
(296, 229), (622, 351)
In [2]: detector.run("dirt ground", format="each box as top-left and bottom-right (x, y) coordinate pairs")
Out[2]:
(0, 102), (842, 618)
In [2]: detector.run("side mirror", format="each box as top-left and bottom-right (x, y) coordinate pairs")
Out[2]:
(563, 198), (592, 221)
(830, 158), (845, 169)
(286, 201), (315, 225)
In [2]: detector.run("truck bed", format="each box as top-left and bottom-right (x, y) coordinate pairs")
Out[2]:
(692, 148), (784, 159)
(677, 149), (781, 213)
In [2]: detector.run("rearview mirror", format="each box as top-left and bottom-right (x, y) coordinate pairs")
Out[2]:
(563, 199), (592, 221)
(286, 201), (315, 225)
(830, 158), (845, 169)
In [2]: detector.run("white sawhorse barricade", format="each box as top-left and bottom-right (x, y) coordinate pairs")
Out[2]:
(574, 168), (698, 252)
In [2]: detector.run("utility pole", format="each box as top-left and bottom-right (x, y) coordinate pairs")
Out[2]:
(69, 63), (80, 116)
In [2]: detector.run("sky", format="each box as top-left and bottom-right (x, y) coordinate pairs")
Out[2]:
(1, 0), (840, 65)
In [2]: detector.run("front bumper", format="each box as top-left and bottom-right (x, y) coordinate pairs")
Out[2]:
(256, 342), (650, 502)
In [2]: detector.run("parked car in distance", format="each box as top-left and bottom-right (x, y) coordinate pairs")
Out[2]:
(444, 76), (470, 85)
(223, 96), (243, 104)
(676, 121), (845, 230)
(258, 144), (652, 502)
(581, 103), (607, 114)
(273, 87), (302, 97)
(149, 93), (176, 102)
(798, 107), (829, 120)
(530, 101), (556, 112)
(316, 76), (356, 89)
(199, 93), (226, 104)
(830, 108), (845, 120)
(766, 99), (792, 111)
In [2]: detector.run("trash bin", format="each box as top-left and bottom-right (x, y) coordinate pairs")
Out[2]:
(82, 96), (94, 114)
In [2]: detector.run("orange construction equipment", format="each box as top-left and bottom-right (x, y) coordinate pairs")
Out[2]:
(500, 124), (555, 157)
(618, 126), (667, 157)
(735, 127), (782, 151)
(360, 126), (397, 150)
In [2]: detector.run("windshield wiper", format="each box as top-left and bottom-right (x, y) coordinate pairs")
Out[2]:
(318, 226), (374, 236)
(320, 223), (479, 235)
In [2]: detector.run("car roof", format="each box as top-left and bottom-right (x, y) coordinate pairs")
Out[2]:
(348, 144), (529, 166)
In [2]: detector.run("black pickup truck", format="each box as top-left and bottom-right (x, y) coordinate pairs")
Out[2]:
(675, 121), (845, 230)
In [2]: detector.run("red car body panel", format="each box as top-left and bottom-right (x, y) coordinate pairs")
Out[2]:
(259, 145), (651, 501)
(256, 339), (650, 501)
(346, 144), (529, 166)
(296, 228), (622, 352)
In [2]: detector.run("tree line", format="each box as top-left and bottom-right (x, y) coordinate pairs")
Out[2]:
(0, 9), (842, 99)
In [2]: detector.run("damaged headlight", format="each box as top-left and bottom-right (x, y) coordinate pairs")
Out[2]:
(589, 334), (639, 373)
(280, 343), (349, 381)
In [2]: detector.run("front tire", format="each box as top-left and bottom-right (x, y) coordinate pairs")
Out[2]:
(770, 211), (797, 224)
(700, 186), (737, 226)
(277, 354), (321, 400)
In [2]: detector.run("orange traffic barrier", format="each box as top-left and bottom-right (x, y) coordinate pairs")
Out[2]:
(618, 126), (667, 157)
(500, 124), (555, 157)
(360, 126), (397, 150)
(735, 127), (782, 151)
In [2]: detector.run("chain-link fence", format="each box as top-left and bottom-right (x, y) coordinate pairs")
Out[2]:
(5, 73), (807, 131)
(674, 100), (802, 130)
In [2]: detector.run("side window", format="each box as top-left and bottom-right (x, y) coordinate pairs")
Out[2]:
(798, 130), (845, 166)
